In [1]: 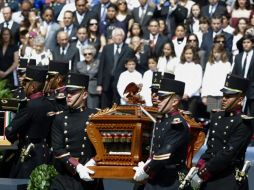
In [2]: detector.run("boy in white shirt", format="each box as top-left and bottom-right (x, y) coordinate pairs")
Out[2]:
(117, 58), (143, 105)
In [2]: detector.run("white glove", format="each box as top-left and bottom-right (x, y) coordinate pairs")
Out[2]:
(76, 164), (95, 181)
(85, 158), (96, 167)
(191, 173), (203, 189)
(133, 161), (149, 182)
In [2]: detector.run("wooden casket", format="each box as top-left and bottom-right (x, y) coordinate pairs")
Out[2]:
(86, 104), (158, 179)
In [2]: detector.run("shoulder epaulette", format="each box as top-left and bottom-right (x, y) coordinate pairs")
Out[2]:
(171, 117), (182, 125)
(47, 111), (64, 116)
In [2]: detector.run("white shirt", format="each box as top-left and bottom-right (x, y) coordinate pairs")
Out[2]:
(1, 20), (13, 29)
(140, 69), (153, 106)
(114, 43), (123, 54)
(76, 40), (88, 61)
(139, 5), (147, 18)
(157, 56), (179, 74)
(172, 37), (187, 58)
(149, 34), (159, 45)
(117, 70), (143, 105)
(76, 12), (85, 24)
(201, 61), (231, 97)
(174, 62), (202, 97)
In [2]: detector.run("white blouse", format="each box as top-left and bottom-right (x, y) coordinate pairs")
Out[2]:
(201, 61), (231, 97)
(174, 62), (203, 97)
(157, 56), (180, 74)
(140, 69), (153, 106)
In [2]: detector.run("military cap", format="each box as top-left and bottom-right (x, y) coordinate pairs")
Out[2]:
(151, 71), (175, 90)
(25, 65), (48, 83)
(18, 58), (36, 71)
(48, 60), (69, 76)
(158, 78), (185, 97)
(221, 74), (250, 95)
(66, 72), (89, 90)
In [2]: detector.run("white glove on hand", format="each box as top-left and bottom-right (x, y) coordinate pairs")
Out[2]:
(76, 164), (95, 181)
(85, 158), (96, 167)
(133, 161), (149, 182)
(191, 173), (203, 189)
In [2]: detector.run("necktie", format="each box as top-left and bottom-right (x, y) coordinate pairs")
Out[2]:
(140, 7), (145, 24)
(101, 5), (106, 22)
(5, 21), (9, 28)
(112, 45), (120, 75)
(61, 47), (65, 56)
(209, 5), (214, 17)
(242, 52), (248, 77)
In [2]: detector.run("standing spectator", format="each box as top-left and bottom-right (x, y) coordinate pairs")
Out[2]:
(156, 0), (188, 39)
(59, 10), (78, 41)
(143, 19), (168, 59)
(12, 0), (33, 24)
(74, 45), (100, 108)
(73, 0), (96, 28)
(201, 43), (231, 113)
(230, 0), (252, 28)
(97, 27), (135, 108)
(200, 0), (227, 18)
(0, 6), (20, 43)
(27, 10), (46, 38)
(0, 28), (19, 89)
(221, 13), (235, 34)
(30, 35), (53, 66)
(232, 34), (254, 116)
(158, 18), (169, 37)
(18, 29), (33, 59)
(185, 3), (201, 34)
(92, 0), (111, 25)
(5, 66), (54, 178)
(125, 22), (143, 44)
(172, 24), (187, 58)
(74, 26), (89, 61)
(50, 72), (104, 190)
(157, 42), (179, 74)
(87, 18), (106, 53)
(140, 57), (158, 106)
(175, 44), (202, 117)
(51, 31), (80, 66)
(41, 7), (61, 50)
(129, 36), (150, 74)
(117, 58), (143, 105)
(131, 0), (156, 34)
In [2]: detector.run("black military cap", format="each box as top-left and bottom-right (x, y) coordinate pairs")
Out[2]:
(25, 66), (48, 83)
(221, 74), (250, 95)
(48, 60), (69, 76)
(18, 58), (36, 71)
(158, 79), (185, 97)
(66, 72), (89, 90)
(151, 72), (175, 90)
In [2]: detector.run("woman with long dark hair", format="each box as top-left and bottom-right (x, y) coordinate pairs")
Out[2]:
(0, 28), (19, 89)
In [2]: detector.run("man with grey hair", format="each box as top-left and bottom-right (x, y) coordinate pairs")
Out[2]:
(97, 27), (135, 108)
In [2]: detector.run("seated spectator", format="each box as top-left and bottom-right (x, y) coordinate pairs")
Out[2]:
(117, 58), (143, 105)
(74, 45), (100, 109)
(30, 35), (52, 66)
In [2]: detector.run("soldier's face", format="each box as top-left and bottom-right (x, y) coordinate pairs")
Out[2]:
(157, 95), (174, 114)
(221, 94), (243, 111)
(66, 89), (87, 108)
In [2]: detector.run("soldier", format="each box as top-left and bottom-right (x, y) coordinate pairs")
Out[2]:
(133, 78), (190, 190)
(191, 74), (253, 190)
(5, 66), (54, 178)
(44, 60), (69, 111)
(50, 73), (103, 190)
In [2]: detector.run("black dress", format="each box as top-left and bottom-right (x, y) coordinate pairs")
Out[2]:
(0, 44), (18, 89)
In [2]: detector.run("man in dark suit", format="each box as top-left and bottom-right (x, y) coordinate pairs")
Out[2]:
(155, 0), (188, 39)
(232, 35), (254, 116)
(92, 0), (111, 25)
(73, 0), (96, 28)
(51, 31), (80, 67)
(200, 0), (227, 18)
(200, 15), (233, 64)
(0, 6), (20, 43)
(131, 0), (156, 34)
(143, 19), (168, 59)
(97, 27), (135, 108)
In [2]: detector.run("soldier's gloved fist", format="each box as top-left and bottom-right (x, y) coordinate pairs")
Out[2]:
(85, 158), (96, 167)
(76, 164), (95, 181)
(133, 161), (149, 181)
(191, 173), (203, 189)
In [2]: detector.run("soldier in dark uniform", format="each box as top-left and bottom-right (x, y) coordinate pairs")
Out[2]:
(50, 72), (104, 190)
(133, 78), (190, 190)
(5, 65), (54, 178)
(44, 60), (69, 111)
(191, 74), (253, 190)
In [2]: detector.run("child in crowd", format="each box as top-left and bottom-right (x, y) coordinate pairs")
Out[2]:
(157, 42), (179, 74)
(141, 57), (158, 106)
(201, 43), (231, 113)
(174, 44), (202, 117)
(117, 58), (143, 105)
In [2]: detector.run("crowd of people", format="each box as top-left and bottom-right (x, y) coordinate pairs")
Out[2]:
(0, 0), (254, 190)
